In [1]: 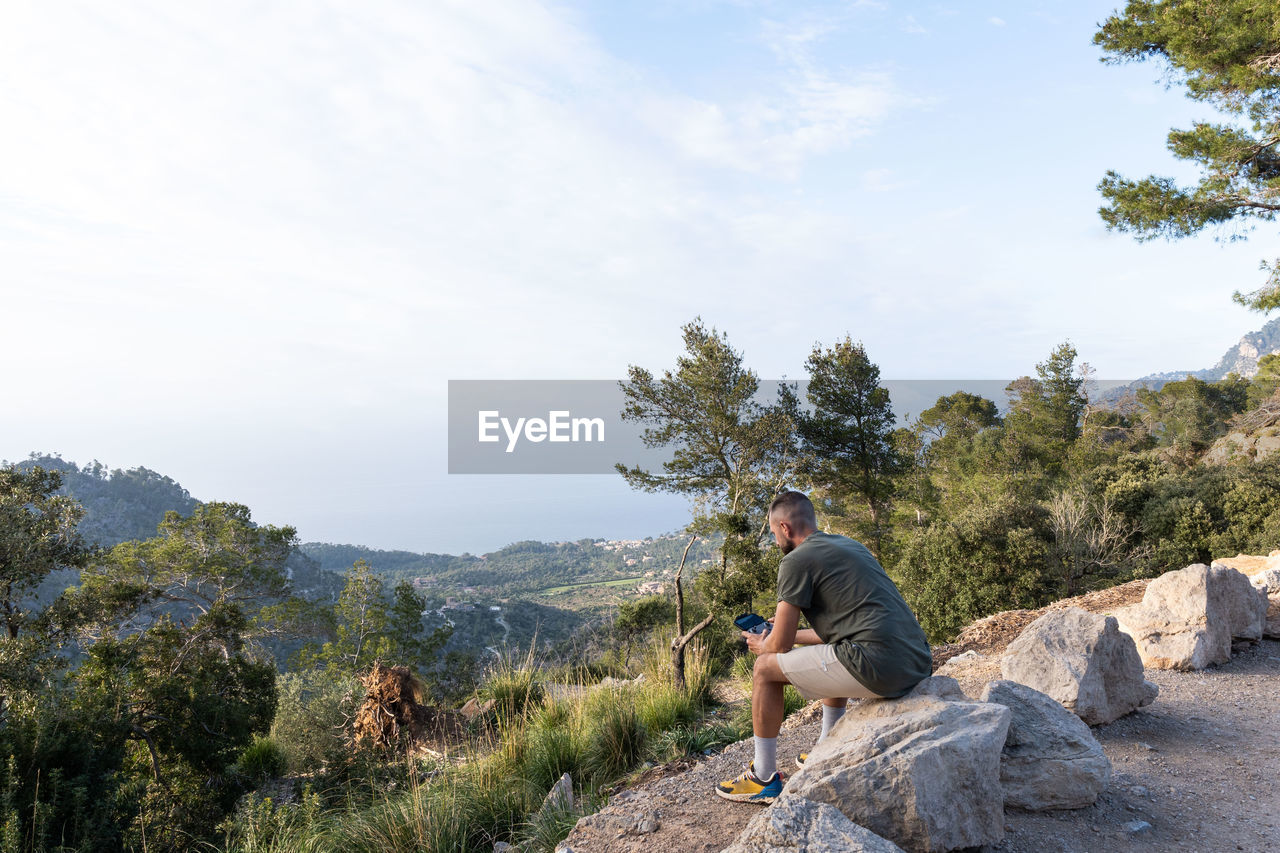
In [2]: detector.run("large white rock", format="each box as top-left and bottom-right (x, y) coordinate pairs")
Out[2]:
(722, 792), (905, 853)
(980, 680), (1112, 810)
(1267, 595), (1280, 640)
(1115, 564), (1269, 670)
(786, 677), (1010, 852)
(1000, 607), (1157, 725)
(1249, 567), (1280, 593)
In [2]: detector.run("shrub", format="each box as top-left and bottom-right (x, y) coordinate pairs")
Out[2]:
(235, 736), (288, 782)
(633, 682), (699, 734)
(483, 654), (545, 724)
(729, 653), (754, 684)
(522, 716), (585, 792)
(583, 702), (646, 784)
(270, 671), (356, 774)
(651, 721), (748, 761)
(220, 786), (323, 853)
(515, 786), (602, 853)
(896, 497), (1054, 642)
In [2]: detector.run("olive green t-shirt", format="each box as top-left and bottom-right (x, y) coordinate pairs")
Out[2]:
(776, 531), (932, 698)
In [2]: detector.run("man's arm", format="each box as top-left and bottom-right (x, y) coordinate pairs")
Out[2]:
(792, 627), (822, 646)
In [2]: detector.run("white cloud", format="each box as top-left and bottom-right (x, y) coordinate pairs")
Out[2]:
(637, 16), (911, 175)
(989, 16), (1007, 27)
(860, 167), (914, 193)
(0, 0), (920, 425)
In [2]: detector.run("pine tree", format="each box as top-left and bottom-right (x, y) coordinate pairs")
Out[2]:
(1096, 0), (1280, 310)
(798, 337), (905, 558)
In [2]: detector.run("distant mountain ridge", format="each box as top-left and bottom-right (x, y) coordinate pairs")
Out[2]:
(5, 453), (708, 596)
(1135, 316), (1280, 385)
(1094, 316), (1280, 404)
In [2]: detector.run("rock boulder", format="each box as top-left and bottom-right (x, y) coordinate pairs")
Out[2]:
(1115, 564), (1269, 670)
(1248, 567), (1280, 594)
(980, 680), (1111, 810)
(722, 793), (905, 853)
(786, 676), (1010, 852)
(1000, 607), (1157, 725)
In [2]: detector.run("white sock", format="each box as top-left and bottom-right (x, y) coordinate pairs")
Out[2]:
(753, 736), (777, 780)
(819, 703), (847, 742)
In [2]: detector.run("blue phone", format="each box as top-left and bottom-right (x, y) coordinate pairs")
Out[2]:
(734, 612), (771, 634)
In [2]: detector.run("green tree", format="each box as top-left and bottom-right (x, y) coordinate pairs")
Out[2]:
(798, 337), (906, 559)
(915, 392), (1002, 457)
(298, 561), (450, 679)
(1095, 0), (1280, 310)
(388, 580), (451, 667)
(74, 607), (277, 850)
(615, 594), (677, 667)
(328, 559), (390, 672)
(909, 392), (1003, 518)
(0, 466), (91, 643)
(1000, 343), (1087, 486)
(616, 319), (799, 684)
(52, 503), (295, 851)
(1248, 352), (1280, 405)
(897, 498), (1054, 642)
(79, 503), (295, 646)
(1136, 374), (1250, 458)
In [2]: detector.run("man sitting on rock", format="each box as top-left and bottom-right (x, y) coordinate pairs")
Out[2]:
(716, 490), (933, 804)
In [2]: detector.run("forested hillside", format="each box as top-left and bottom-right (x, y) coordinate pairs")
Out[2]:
(13, 453), (200, 547)
(301, 536), (719, 596)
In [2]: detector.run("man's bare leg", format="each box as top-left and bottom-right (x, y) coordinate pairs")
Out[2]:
(750, 653), (789, 779)
(752, 652), (789, 738)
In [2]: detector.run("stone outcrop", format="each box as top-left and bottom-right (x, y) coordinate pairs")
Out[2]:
(1000, 607), (1157, 725)
(1251, 568), (1280, 593)
(1213, 553), (1280, 640)
(541, 772), (574, 814)
(1201, 426), (1280, 465)
(721, 793), (905, 853)
(980, 680), (1111, 811)
(1266, 596), (1280, 640)
(1115, 564), (1269, 670)
(783, 677), (1010, 852)
(1250, 566), (1280, 640)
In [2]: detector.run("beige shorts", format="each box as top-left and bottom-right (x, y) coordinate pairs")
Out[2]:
(776, 644), (884, 702)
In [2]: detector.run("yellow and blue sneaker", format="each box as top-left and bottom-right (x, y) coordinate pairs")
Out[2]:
(795, 753), (807, 769)
(715, 767), (785, 803)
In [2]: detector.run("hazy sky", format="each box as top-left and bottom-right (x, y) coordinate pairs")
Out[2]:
(3, 1), (1275, 554)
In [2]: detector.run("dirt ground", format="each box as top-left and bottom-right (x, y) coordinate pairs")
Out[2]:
(560, 593), (1280, 853)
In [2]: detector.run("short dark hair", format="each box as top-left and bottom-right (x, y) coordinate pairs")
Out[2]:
(769, 490), (816, 530)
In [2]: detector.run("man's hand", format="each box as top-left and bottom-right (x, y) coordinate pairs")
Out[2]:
(741, 625), (771, 655)
(741, 601), (802, 655)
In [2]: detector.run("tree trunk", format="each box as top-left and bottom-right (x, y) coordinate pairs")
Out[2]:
(670, 535), (713, 691)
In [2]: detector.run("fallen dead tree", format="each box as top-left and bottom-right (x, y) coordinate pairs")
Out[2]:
(351, 661), (464, 751)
